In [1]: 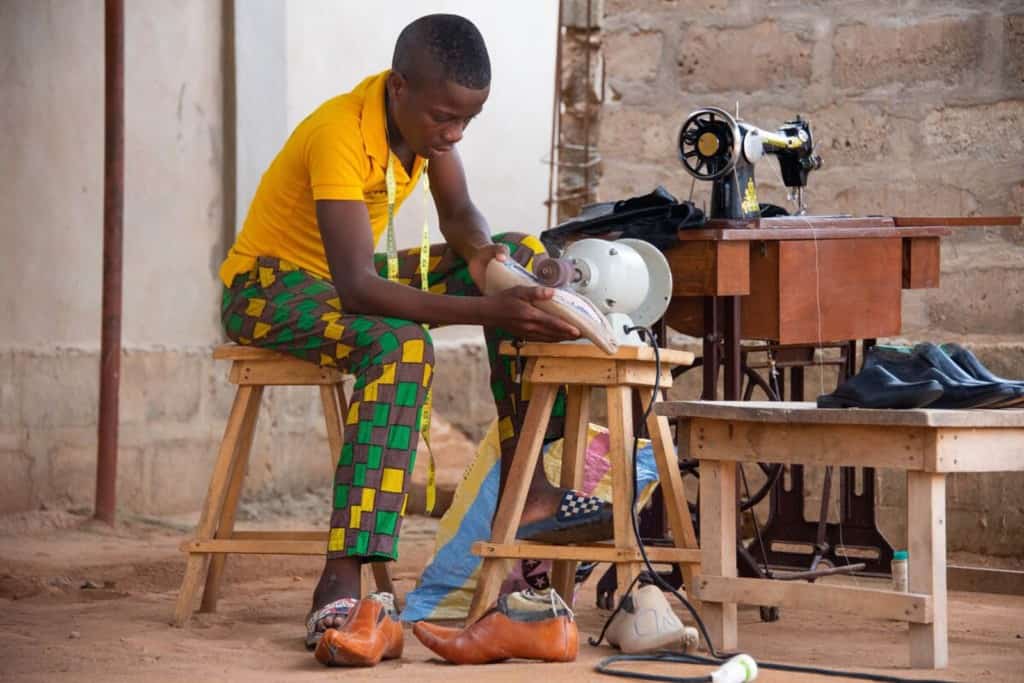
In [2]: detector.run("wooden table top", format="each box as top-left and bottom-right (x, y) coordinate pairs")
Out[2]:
(656, 400), (1024, 428)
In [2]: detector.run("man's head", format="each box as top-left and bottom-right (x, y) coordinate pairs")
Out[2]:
(387, 14), (491, 159)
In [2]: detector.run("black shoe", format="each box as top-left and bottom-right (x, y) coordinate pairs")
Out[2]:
(941, 343), (1024, 407)
(865, 344), (1021, 409)
(817, 366), (943, 409)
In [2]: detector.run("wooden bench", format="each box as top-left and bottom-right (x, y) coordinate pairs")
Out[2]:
(659, 400), (1024, 669)
(173, 344), (391, 626)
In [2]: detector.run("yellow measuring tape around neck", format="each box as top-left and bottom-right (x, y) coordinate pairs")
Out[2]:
(385, 153), (436, 514)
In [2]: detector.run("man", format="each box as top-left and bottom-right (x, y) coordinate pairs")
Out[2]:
(219, 14), (606, 665)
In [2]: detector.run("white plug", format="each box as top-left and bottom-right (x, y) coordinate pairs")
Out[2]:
(710, 654), (758, 683)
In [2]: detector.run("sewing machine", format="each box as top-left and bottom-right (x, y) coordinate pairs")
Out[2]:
(678, 106), (823, 218)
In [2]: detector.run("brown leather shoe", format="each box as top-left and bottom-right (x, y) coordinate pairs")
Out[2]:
(412, 588), (578, 664)
(314, 593), (403, 667)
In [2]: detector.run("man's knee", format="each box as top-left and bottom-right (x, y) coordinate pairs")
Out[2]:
(398, 324), (435, 369)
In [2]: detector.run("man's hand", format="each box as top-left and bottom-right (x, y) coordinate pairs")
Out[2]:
(467, 243), (509, 293)
(483, 286), (580, 342)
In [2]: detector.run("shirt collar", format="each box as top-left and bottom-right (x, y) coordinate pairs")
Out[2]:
(361, 70), (390, 167)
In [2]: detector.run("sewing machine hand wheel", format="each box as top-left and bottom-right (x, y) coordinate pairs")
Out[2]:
(678, 106), (741, 181)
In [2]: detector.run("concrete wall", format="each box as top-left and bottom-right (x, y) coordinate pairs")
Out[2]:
(597, 0), (1024, 556)
(0, 1), (543, 516)
(0, 0), (231, 514)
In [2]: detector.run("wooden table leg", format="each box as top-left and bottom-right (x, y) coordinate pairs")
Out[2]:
(700, 458), (738, 650)
(468, 383), (557, 623)
(551, 385), (591, 604)
(908, 471), (948, 669)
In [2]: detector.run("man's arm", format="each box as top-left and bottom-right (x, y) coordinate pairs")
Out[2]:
(428, 148), (508, 291)
(316, 200), (578, 341)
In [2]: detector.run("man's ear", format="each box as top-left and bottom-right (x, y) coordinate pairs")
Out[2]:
(387, 70), (408, 103)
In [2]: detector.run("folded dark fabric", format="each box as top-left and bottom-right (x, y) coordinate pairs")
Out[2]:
(541, 186), (706, 253)
(816, 365), (943, 409)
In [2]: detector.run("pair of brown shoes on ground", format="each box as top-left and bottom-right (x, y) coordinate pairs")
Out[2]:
(314, 588), (577, 667)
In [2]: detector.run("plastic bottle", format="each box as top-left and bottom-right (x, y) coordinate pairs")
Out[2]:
(892, 550), (909, 592)
(710, 654), (758, 683)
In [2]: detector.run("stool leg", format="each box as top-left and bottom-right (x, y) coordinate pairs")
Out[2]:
(468, 383), (558, 623)
(174, 384), (261, 626)
(199, 385), (263, 613)
(551, 385), (591, 604)
(606, 385), (642, 603)
(320, 384), (344, 470)
(638, 387), (701, 609)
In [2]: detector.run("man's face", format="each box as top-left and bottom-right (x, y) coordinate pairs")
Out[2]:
(388, 71), (489, 160)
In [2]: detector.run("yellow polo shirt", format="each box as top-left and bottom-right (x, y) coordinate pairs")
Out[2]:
(219, 70), (426, 286)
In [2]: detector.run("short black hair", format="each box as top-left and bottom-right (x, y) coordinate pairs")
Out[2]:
(392, 14), (491, 90)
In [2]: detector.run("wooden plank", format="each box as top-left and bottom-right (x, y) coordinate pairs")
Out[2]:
(947, 566), (1024, 596)
(677, 226), (950, 242)
(926, 428), (1024, 472)
(902, 237), (941, 289)
(230, 359), (344, 386)
(498, 341), (694, 367)
(607, 385), (641, 600)
(616, 360), (674, 388)
(690, 419), (928, 470)
(551, 385), (592, 603)
(699, 459), (738, 650)
(468, 384), (557, 623)
(894, 216), (1022, 227)
(213, 344), (285, 361)
(232, 530), (327, 541)
(908, 471), (948, 668)
(529, 357), (617, 385)
(655, 400), (1024, 429)
(472, 541), (701, 564)
(183, 539), (327, 555)
(693, 576), (933, 624)
(743, 240), (781, 341)
(775, 238), (901, 344)
(664, 241), (750, 296)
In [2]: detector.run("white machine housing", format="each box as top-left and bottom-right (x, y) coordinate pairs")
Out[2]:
(562, 238), (674, 347)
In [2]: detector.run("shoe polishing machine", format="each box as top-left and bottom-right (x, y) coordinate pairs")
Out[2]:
(484, 238), (673, 354)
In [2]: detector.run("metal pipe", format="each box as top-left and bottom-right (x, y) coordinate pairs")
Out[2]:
(95, 0), (124, 525)
(545, 0), (564, 228)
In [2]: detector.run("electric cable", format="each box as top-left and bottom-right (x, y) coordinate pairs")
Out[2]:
(589, 325), (957, 683)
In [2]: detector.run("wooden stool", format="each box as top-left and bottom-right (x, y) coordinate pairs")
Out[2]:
(467, 342), (702, 623)
(173, 344), (392, 626)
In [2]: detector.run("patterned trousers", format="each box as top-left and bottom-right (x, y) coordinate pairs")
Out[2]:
(221, 233), (566, 562)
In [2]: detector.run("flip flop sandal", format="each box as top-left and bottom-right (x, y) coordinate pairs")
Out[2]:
(305, 596), (358, 650)
(516, 490), (613, 544)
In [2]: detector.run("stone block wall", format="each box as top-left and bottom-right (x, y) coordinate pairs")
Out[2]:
(596, 0), (1023, 555)
(0, 340), (496, 517)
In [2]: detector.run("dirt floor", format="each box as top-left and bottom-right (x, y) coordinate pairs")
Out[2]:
(1, 507), (1022, 683)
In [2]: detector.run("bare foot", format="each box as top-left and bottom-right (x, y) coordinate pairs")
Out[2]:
(309, 558), (361, 631)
